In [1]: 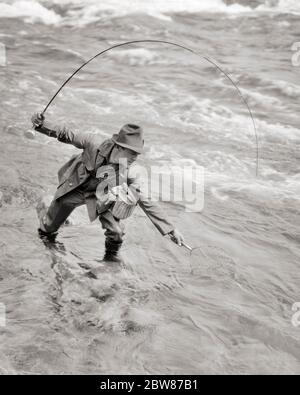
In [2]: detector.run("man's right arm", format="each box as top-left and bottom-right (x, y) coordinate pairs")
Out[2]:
(31, 113), (91, 149)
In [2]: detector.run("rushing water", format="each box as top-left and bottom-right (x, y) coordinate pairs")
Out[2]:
(0, 0), (299, 374)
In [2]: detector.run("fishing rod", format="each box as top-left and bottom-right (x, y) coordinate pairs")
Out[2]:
(36, 40), (260, 256)
(40, 39), (259, 176)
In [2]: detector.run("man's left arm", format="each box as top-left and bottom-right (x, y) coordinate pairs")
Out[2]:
(127, 171), (184, 245)
(138, 195), (184, 246)
(138, 194), (173, 235)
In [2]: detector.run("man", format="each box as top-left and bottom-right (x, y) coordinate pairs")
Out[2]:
(31, 113), (184, 262)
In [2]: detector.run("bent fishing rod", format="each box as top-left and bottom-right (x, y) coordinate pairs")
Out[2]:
(40, 39), (259, 177)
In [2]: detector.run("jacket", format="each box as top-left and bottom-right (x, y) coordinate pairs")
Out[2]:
(39, 126), (174, 236)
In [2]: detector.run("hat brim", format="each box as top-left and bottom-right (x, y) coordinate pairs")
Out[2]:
(112, 135), (144, 154)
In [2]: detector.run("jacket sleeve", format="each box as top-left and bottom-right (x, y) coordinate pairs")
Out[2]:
(57, 127), (95, 149)
(35, 123), (94, 149)
(34, 125), (58, 139)
(138, 194), (175, 236)
(127, 168), (174, 236)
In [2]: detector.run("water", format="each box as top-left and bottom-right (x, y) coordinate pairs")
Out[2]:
(0, 0), (299, 374)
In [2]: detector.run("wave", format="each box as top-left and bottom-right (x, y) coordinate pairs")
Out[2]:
(1, 0), (300, 26)
(46, 0), (253, 18)
(47, 0), (300, 15)
(109, 48), (180, 67)
(0, 1), (61, 24)
(235, 72), (300, 100)
(270, 79), (300, 99)
(258, 0), (300, 14)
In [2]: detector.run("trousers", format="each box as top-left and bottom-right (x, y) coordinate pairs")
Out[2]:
(38, 189), (125, 242)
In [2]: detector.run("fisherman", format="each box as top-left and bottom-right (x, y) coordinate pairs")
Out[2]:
(31, 113), (184, 263)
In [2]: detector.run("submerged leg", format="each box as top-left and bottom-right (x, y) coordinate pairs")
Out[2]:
(99, 210), (125, 262)
(36, 190), (85, 236)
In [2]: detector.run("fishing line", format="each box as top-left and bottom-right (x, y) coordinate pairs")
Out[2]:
(41, 39), (259, 176)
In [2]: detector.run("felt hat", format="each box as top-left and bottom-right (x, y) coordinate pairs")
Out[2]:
(112, 124), (144, 154)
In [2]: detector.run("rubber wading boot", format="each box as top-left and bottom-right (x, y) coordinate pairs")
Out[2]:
(103, 240), (123, 263)
(85, 240), (124, 279)
(38, 228), (58, 243)
(36, 197), (58, 241)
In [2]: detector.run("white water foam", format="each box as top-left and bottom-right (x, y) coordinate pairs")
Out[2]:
(47, 0), (252, 16)
(258, 0), (300, 14)
(0, 0), (61, 24)
(1, 0), (300, 26)
(47, 0), (300, 15)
